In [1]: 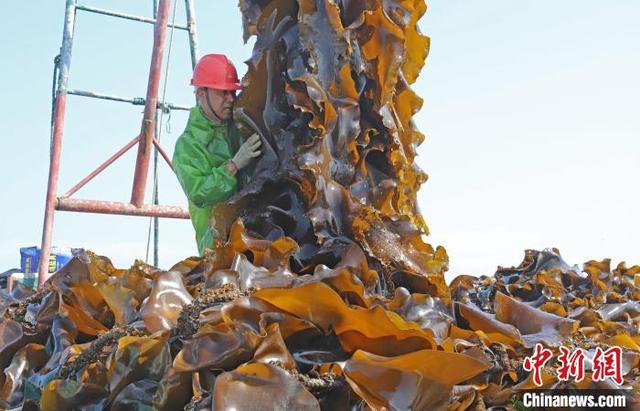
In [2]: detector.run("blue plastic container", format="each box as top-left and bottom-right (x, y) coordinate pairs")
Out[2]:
(20, 246), (73, 277)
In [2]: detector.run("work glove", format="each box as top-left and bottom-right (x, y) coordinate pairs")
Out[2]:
(231, 133), (262, 170)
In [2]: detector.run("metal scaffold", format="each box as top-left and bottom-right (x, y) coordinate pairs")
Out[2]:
(39, 0), (200, 285)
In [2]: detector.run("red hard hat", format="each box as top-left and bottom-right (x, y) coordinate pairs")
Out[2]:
(190, 54), (242, 90)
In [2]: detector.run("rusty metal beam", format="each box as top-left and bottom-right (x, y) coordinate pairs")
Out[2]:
(153, 138), (174, 171)
(39, 0), (77, 286)
(131, 0), (172, 207)
(57, 198), (190, 219)
(63, 134), (141, 198)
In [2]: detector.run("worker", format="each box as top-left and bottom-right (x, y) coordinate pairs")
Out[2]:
(172, 53), (261, 255)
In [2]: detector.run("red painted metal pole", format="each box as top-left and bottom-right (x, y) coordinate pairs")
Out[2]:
(39, 94), (68, 285)
(131, 0), (172, 207)
(63, 134), (141, 198)
(57, 198), (189, 219)
(39, 0), (77, 286)
(153, 138), (174, 171)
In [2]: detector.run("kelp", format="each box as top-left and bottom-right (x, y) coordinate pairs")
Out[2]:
(2, 248), (639, 410)
(2, 245), (637, 411)
(2, 0), (640, 409)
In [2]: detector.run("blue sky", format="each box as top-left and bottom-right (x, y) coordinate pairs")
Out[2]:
(1, 1), (638, 281)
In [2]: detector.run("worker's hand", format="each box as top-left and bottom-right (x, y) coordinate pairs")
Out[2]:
(232, 133), (262, 170)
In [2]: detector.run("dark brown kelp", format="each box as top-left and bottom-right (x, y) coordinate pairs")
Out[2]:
(1, 1), (639, 410)
(224, 0), (447, 296)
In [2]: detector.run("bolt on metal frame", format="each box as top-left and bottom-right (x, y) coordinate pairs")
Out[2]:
(38, 0), (199, 285)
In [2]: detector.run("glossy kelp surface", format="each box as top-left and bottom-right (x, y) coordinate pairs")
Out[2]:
(2, 247), (639, 410)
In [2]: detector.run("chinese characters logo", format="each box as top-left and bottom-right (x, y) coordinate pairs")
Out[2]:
(523, 343), (623, 386)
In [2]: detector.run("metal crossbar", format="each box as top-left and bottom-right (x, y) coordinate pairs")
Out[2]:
(67, 89), (190, 111)
(75, 4), (190, 30)
(38, 0), (199, 285)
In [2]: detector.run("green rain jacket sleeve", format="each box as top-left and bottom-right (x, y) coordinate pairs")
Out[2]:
(172, 131), (237, 208)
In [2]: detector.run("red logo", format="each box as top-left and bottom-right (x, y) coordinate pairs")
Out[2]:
(523, 344), (624, 387)
(523, 343), (554, 387)
(592, 346), (623, 385)
(557, 346), (586, 382)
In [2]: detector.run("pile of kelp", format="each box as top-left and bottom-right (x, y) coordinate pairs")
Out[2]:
(2, 0), (639, 409)
(1, 246), (639, 410)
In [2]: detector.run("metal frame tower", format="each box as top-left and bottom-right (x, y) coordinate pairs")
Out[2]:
(39, 0), (199, 285)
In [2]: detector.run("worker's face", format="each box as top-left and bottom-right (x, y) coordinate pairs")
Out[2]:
(198, 87), (236, 121)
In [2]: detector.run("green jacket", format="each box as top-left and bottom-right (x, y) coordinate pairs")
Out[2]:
(173, 106), (241, 255)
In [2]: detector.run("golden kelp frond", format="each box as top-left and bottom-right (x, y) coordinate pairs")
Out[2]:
(343, 349), (489, 409)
